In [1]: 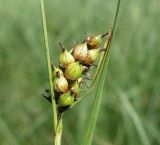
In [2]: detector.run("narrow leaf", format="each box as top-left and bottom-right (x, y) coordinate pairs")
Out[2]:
(80, 0), (121, 145)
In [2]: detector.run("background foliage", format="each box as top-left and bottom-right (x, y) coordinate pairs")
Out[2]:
(0, 0), (160, 145)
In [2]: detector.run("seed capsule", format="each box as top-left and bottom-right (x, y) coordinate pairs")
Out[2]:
(54, 75), (68, 93)
(86, 35), (102, 49)
(58, 92), (74, 106)
(59, 49), (75, 69)
(52, 67), (63, 78)
(83, 49), (99, 66)
(72, 43), (88, 62)
(64, 62), (83, 80)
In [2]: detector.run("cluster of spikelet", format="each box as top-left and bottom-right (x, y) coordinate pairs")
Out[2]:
(43, 31), (110, 113)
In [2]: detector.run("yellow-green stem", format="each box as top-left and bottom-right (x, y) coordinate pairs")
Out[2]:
(55, 118), (63, 145)
(40, 0), (58, 143)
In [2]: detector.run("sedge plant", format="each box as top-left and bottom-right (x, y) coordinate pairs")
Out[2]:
(40, 0), (121, 145)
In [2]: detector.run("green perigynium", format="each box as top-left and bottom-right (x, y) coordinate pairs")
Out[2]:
(64, 62), (83, 80)
(72, 42), (88, 62)
(54, 75), (68, 93)
(59, 49), (75, 69)
(58, 91), (74, 106)
(86, 35), (102, 49)
(84, 49), (99, 66)
(52, 66), (64, 78)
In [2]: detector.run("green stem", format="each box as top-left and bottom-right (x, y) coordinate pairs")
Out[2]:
(55, 118), (63, 145)
(40, 0), (58, 141)
(55, 134), (62, 145)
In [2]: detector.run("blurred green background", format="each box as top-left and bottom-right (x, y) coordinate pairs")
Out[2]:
(0, 0), (160, 145)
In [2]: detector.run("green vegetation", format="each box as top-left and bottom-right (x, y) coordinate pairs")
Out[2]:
(0, 0), (160, 145)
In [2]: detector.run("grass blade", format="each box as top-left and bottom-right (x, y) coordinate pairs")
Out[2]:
(110, 81), (151, 145)
(80, 54), (110, 145)
(110, 79), (151, 145)
(122, 96), (150, 145)
(80, 1), (121, 145)
(0, 117), (20, 145)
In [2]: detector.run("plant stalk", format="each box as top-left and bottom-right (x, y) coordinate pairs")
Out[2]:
(40, 0), (58, 144)
(55, 118), (63, 145)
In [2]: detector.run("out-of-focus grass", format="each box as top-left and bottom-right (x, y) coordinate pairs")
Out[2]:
(0, 0), (160, 145)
